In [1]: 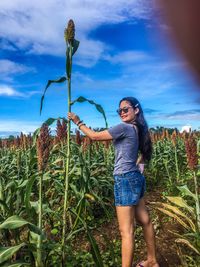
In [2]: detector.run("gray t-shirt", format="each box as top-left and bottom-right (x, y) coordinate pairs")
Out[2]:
(108, 122), (139, 175)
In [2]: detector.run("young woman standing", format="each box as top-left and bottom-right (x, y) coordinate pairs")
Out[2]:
(68, 97), (159, 267)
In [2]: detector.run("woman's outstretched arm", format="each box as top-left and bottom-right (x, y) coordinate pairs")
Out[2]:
(68, 112), (113, 141)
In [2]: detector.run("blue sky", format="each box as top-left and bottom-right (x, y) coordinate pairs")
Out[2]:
(0, 0), (200, 137)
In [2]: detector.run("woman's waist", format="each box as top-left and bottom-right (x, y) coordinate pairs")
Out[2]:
(113, 168), (141, 177)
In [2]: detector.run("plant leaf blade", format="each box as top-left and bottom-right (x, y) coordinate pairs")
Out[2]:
(0, 243), (25, 264)
(40, 77), (66, 114)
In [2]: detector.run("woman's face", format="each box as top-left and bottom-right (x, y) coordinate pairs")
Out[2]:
(118, 100), (138, 123)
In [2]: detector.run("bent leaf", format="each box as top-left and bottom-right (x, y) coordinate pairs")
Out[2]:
(159, 203), (196, 232)
(156, 207), (190, 230)
(40, 76), (66, 114)
(166, 196), (195, 216)
(0, 243), (25, 264)
(175, 238), (200, 255)
(71, 96), (108, 128)
(72, 39), (80, 55)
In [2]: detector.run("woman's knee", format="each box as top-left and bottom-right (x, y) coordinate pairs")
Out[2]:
(119, 226), (134, 239)
(136, 211), (151, 226)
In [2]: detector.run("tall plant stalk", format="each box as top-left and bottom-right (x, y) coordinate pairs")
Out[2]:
(62, 41), (73, 264)
(36, 171), (43, 267)
(61, 20), (77, 265)
(36, 124), (51, 267)
(38, 19), (107, 266)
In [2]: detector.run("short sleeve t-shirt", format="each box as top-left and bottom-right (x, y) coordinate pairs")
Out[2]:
(108, 123), (139, 175)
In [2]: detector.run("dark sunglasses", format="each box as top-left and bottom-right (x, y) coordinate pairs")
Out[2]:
(117, 106), (132, 115)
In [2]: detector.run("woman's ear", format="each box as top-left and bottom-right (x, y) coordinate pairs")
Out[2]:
(134, 107), (139, 115)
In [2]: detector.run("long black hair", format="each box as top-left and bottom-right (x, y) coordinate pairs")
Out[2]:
(119, 97), (152, 162)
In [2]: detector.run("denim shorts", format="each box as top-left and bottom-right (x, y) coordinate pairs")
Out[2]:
(114, 170), (146, 206)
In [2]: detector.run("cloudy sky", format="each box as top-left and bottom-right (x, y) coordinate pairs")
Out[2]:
(0, 0), (200, 137)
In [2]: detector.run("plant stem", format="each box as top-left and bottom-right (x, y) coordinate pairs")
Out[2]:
(36, 172), (43, 267)
(164, 160), (172, 186)
(174, 145), (180, 183)
(62, 43), (72, 266)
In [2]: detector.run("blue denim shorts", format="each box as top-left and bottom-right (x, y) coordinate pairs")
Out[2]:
(114, 170), (146, 206)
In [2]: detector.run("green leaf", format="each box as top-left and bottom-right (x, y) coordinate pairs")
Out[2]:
(51, 229), (58, 235)
(25, 175), (37, 215)
(43, 117), (57, 126)
(69, 208), (103, 267)
(0, 200), (10, 214)
(0, 216), (42, 235)
(72, 39), (80, 55)
(0, 243), (25, 264)
(86, 227), (104, 267)
(1, 262), (31, 267)
(0, 216), (28, 230)
(71, 96), (108, 128)
(177, 185), (197, 200)
(40, 76), (66, 114)
(28, 224), (43, 236)
(32, 127), (41, 146)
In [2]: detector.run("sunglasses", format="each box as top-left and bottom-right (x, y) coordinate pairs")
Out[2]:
(117, 106), (133, 115)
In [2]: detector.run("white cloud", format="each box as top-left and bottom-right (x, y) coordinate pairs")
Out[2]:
(0, 84), (39, 97)
(104, 51), (151, 65)
(0, 0), (153, 65)
(166, 114), (200, 121)
(0, 119), (40, 133)
(147, 110), (200, 122)
(0, 85), (24, 96)
(0, 59), (35, 80)
(75, 38), (105, 67)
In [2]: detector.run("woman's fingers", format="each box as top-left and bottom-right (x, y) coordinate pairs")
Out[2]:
(68, 112), (75, 119)
(67, 112), (80, 124)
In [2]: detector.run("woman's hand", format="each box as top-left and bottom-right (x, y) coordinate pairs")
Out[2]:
(67, 112), (80, 125)
(138, 163), (144, 174)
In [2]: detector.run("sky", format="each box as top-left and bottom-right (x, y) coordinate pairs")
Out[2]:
(0, 0), (200, 137)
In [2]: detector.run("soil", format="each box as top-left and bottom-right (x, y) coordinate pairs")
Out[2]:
(73, 187), (188, 267)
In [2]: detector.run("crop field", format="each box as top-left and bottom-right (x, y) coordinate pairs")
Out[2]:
(0, 124), (199, 267)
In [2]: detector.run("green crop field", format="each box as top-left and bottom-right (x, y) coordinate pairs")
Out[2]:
(0, 126), (199, 266)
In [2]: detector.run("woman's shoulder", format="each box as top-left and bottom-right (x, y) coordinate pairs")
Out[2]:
(121, 122), (135, 129)
(121, 123), (138, 136)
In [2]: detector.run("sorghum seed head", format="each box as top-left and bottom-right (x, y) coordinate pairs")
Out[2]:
(37, 123), (51, 172)
(64, 19), (75, 44)
(56, 119), (67, 143)
(165, 129), (169, 139)
(185, 134), (198, 170)
(171, 130), (177, 146)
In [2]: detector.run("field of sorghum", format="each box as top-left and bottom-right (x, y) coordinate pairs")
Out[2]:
(0, 120), (199, 267)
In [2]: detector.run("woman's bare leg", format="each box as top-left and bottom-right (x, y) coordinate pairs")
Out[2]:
(135, 198), (159, 267)
(116, 206), (135, 267)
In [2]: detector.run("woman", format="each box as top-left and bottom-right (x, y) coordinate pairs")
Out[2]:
(68, 97), (159, 267)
